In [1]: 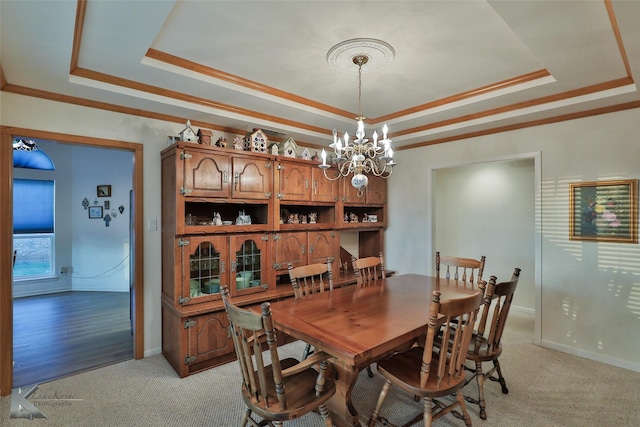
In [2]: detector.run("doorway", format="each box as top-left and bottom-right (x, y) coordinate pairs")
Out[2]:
(0, 129), (144, 395)
(11, 140), (135, 387)
(432, 156), (538, 313)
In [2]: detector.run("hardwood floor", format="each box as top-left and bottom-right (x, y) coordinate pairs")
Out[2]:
(12, 291), (133, 388)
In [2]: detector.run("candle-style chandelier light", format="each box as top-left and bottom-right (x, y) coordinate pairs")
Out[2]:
(319, 39), (397, 196)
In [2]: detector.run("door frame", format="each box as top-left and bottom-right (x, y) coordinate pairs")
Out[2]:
(0, 127), (144, 396)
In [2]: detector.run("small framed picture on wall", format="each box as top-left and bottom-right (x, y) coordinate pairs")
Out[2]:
(97, 185), (111, 197)
(89, 206), (104, 219)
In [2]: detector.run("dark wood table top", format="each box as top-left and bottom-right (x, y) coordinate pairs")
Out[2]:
(267, 273), (478, 368)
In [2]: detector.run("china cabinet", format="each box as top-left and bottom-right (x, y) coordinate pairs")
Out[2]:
(161, 142), (386, 377)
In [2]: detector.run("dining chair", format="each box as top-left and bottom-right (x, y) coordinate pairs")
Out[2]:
(352, 252), (385, 286)
(436, 251), (486, 289)
(463, 268), (521, 420)
(288, 258), (334, 299)
(368, 289), (483, 427)
(288, 259), (334, 360)
(221, 286), (336, 427)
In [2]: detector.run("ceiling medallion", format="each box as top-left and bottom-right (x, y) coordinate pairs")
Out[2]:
(326, 38), (395, 74)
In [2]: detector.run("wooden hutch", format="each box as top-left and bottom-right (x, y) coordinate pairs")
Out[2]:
(161, 142), (387, 377)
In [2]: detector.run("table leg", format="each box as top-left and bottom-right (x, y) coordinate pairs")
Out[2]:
(327, 359), (361, 427)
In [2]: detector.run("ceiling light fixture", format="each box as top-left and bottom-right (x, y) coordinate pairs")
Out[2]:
(320, 39), (397, 196)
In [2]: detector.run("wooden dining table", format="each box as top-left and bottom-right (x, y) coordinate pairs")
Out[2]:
(266, 273), (478, 427)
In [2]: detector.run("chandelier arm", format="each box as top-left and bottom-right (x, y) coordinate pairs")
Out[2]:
(322, 168), (343, 182)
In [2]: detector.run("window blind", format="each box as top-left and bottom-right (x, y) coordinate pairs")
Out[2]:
(13, 179), (55, 234)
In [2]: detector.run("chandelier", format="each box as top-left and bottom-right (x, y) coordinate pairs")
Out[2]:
(319, 40), (396, 196)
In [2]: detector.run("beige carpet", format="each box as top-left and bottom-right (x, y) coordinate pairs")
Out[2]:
(2, 311), (639, 426)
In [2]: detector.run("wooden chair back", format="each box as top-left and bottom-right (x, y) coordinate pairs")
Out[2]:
(422, 290), (483, 389)
(288, 259), (333, 299)
(436, 251), (485, 289)
(221, 286), (335, 426)
(352, 252), (385, 286)
(470, 268), (521, 356)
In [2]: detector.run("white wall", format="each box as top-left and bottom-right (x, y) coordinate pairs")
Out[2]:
(387, 107), (640, 372)
(433, 159), (535, 311)
(4, 91), (640, 371)
(70, 144), (133, 292)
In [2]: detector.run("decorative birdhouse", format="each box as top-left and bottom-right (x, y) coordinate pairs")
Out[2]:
(214, 137), (228, 148)
(179, 120), (197, 143)
(233, 136), (244, 150)
(268, 142), (279, 156)
(283, 137), (298, 158)
(301, 147), (311, 161)
(197, 129), (213, 145)
(243, 129), (268, 153)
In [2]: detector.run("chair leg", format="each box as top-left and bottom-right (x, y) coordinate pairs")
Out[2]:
(241, 408), (251, 427)
(455, 392), (472, 427)
(474, 360), (488, 420)
(366, 364), (374, 378)
(491, 358), (509, 394)
(315, 359), (334, 427)
(303, 343), (313, 360)
(318, 403), (332, 427)
(368, 379), (392, 427)
(423, 397), (433, 427)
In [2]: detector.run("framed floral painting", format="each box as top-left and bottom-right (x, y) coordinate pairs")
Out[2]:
(569, 179), (638, 243)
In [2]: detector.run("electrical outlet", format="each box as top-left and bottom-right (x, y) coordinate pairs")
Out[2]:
(60, 266), (67, 274)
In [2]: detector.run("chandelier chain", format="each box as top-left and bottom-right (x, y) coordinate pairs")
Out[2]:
(358, 58), (363, 118)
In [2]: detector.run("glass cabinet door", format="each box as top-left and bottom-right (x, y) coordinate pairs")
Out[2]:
(230, 233), (269, 294)
(184, 236), (227, 303)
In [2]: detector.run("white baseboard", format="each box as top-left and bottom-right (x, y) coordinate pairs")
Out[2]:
(511, 305), (534, 315)
(144, 347), (162, 358)
(541, 339), (640, 373)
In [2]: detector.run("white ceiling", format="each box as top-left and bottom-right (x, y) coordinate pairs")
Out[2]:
(1, 0), (639, 150)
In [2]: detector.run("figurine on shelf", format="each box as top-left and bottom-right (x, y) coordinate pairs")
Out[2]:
(363, 213), (369, 222)
(308, 211), (317, 224)
(214, 137), (228, 148)
(233, 136), (244, 150)
(236, 210), (251, 225)
(301, 214), (307, 224)
(344, 213), (349, 222)
(213, 212), (222, 226)
(350, 212), (359, 223)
